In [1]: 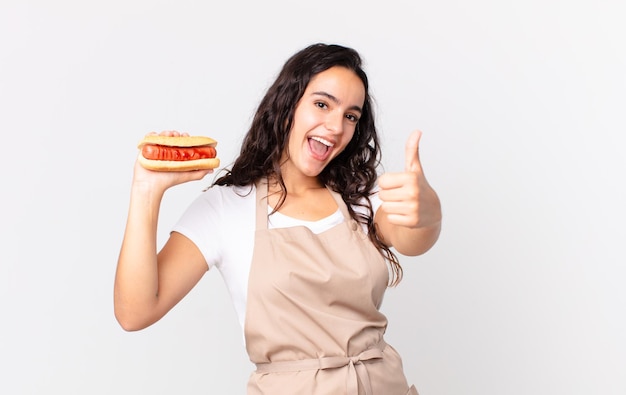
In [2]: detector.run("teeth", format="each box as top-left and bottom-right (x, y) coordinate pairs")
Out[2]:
(310, 136), (334, 147)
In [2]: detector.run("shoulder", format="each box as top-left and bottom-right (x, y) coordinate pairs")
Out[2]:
(195, 183), (256, 207)
(173, 184), (256, 268)
(177, 183), (256, 227)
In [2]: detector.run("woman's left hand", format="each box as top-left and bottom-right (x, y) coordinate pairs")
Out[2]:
(376, 130), (441, 255)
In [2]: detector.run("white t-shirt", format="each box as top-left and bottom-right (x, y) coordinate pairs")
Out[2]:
(172, 183), (382, 331)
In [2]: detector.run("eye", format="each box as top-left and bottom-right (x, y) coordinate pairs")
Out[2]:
(315, 101), (328, 109)
(346, 113), (359, 123)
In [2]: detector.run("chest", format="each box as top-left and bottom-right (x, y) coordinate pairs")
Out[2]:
(267, 187), (338, 221)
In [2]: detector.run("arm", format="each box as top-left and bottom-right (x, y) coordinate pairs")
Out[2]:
(114, 131), (212, 331)
(375, 130), (442, 256)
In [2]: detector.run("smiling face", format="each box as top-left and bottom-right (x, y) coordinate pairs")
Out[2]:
(281, 66), (365, 183)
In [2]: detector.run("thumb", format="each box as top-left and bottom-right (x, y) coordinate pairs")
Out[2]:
(405, 129), (423, 173)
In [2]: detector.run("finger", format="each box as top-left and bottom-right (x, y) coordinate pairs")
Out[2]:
(159, 130), (184, 137)
(378, 172), (417, 193)
(379, 187), (417, 203)
(381, 207), (417, 228)
(405, 129), (423, 173)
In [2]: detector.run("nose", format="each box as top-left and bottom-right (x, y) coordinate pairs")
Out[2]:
(325, 111), (344, 134)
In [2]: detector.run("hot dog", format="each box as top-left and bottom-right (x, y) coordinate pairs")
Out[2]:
(137, 134), (220, 171)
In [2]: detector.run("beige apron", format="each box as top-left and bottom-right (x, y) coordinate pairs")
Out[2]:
(244, 180), (419, 395)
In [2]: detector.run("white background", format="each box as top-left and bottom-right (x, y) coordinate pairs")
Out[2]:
(1, 1), (624, 394)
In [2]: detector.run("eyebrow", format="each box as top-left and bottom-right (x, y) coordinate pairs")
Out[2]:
(311, 91), (363, 114)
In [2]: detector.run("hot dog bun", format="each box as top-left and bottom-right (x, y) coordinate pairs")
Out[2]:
(138, 156), (220, 171)
(137, 135), (217, 148)
(137, 134), (220, 171)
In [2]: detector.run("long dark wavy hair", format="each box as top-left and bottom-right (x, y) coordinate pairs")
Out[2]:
(213, 43), (402, 286)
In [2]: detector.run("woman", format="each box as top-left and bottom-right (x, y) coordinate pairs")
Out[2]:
(115, 43), (441, 394)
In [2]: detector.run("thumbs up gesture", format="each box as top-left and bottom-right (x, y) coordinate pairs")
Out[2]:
(377, 130), (441, 255)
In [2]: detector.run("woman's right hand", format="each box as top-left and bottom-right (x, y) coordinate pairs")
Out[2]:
(132, 130), (214, 193)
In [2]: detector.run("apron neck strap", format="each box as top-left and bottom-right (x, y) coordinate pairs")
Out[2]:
(255, 179), (269, 231)
(327, 187), (351, 220)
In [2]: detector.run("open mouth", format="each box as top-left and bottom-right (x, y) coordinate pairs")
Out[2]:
(308, 136), (335, 160)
